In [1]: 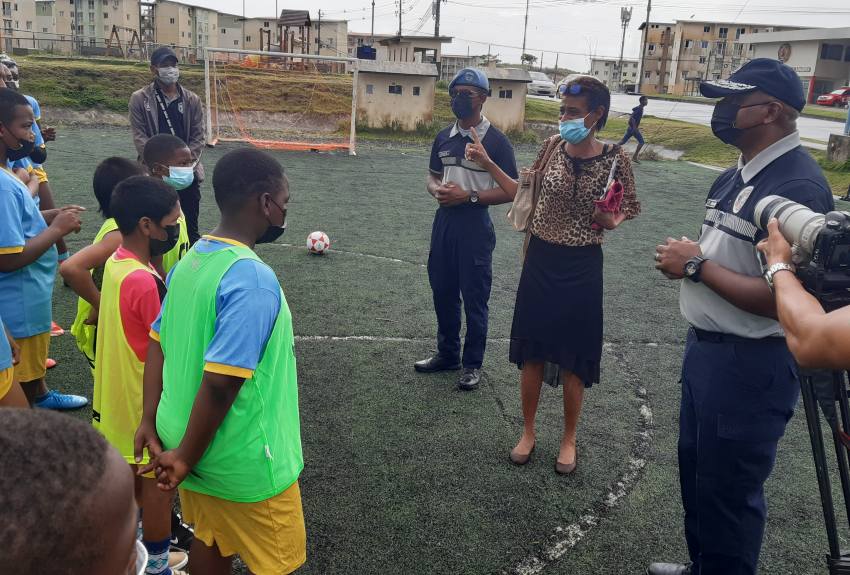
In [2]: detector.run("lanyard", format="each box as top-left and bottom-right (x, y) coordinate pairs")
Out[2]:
(153, 86), (179, 137)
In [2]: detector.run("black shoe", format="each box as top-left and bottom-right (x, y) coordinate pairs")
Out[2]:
(458, 368), (481, 391)
(414, 355), (461, 373)
(171, 509), (195, 550)
(647, 562), (692, 575)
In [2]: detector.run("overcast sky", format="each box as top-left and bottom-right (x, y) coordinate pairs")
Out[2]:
(183, 0), (850, 71)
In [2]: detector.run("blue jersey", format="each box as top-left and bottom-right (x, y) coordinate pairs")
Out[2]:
(0, 167), (57, 338)
(151, 236), (281, 379)
(0, 314), (11, 372)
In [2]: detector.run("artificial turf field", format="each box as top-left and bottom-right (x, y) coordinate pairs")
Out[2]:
(42, 127), (845, 574)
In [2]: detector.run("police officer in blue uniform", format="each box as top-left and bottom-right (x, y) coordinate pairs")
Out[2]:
(414, 68), (518, 391)
(650, 59), (835, 575)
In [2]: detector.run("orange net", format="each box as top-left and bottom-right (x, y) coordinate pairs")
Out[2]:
(208, 52), (355, 154)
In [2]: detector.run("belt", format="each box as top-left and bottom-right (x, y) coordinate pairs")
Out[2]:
(690, 327), (784, 344)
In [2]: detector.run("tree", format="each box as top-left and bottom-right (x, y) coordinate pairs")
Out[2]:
(520, 53), (537, 66)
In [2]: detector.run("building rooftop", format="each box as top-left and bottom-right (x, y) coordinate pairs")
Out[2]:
(378, 35), (453, 45)
(740, 26), (850, 44)
(483, 67), (532, 83)
(277, 10), (311, 27)
(639, 19), (804, 31)
(355, 60), (439, 77)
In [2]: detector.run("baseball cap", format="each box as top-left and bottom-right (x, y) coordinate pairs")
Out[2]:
(699, 58), (805, 112)
(449, 68), (489, 94)
(150, 46), (179, 67)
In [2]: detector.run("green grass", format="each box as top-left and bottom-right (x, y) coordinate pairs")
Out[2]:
(41, 128), (840, 574)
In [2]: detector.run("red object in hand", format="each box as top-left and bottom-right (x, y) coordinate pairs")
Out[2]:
(591, 180), (624, 230)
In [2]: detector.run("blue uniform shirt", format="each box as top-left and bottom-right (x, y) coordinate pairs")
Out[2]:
(0, 167), (57, 338)
(151, 236), (282, 377)
(429, 116), (518, 205)
(680, 131), (834, 337)
(0, 314), (12, 372)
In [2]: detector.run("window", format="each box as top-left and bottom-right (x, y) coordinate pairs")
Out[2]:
(365, 84), (373, 94)
(59, 11), (64, 16)
(648, 43), (655, 52)
(413, 86), (420, 96)
(498, 89), (512, 99)
(87, 0), (94, 8)
(700, 40), (709, 49)
(42, 27), (47, 32)
(245, 35), (251, 42)
(103, 12), (107, 18)
(87, 12), (93, 22)
(221, 27), (226, 33)
(263, 21), (269, 27)
(684, 39), (693, 49)
(645, 71), (650, 78)
(604, 61), (610, 66)
(733, 43), (743, 56)
(682, 71), (688, 79)
(388, 85), (402, 95)
(169, 17), (174, 24)
(703, 25), (711, 33)
(650, 24), (658, 29)
(25, 19), (30, 29)
(699, 56), (706, 63)
(233, 39), (238, 45)
(736, 27), (745, 39)
(632, 72), (636, 77)
(845, 46), (850, 62)
(821, 43), (843, 61)
(718, 27), (728, 39)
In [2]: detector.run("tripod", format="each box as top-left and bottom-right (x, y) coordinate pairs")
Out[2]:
(801, 368), (850, 574)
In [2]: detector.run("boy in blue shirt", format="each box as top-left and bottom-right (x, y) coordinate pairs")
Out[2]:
(618, 95), (647, 162)
(0, 88), (87, 409)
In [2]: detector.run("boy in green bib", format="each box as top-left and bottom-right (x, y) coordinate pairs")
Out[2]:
(137, 148), (305, 575)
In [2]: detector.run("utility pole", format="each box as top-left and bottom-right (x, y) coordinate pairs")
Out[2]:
(317, 9), (322, 55)
(617, 7), (633, 92)
(398, 0), (402, 37)
(521, 0), (530, 61)
(371, 0), (375, 44)
(554, 52), (559, 79)
(434, 0), (441, 37)
(637, 0), (651, 94)
(540, 50), (544, 71)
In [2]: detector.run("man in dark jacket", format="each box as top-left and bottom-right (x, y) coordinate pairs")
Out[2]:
(130, 46), (206, 244)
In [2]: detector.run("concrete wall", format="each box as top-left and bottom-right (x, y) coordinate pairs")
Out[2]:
(311, 20), (347, 57)
(217, 13), (243, 50)
(483, 79), (527, 133)
(356, 72), (436, 130)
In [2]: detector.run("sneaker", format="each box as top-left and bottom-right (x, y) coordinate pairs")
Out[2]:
(33, 390), (88, 410)
(458, 368), (482, 391)
(169, 550), (189, 570)
(171, 510), (195, 550)
(50, 321), (64, 337)
(45, 358), (57, 369)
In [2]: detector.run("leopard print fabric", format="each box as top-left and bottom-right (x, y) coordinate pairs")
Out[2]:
(529, 135), (641, 246)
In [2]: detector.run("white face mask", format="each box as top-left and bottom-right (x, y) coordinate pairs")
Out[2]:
(157, 66), (180, 85)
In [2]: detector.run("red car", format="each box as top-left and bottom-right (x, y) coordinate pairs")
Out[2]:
(816, 87), (850, 107)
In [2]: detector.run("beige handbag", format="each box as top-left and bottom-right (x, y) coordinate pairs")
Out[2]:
(507, 137), (562, 232)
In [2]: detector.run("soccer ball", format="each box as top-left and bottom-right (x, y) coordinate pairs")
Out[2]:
(307, 231), (330, 255)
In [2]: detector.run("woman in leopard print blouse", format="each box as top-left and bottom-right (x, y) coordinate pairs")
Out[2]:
(466, 76), (640, 474)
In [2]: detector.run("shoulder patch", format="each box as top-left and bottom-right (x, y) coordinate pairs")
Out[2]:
(733, 186), (754, 214)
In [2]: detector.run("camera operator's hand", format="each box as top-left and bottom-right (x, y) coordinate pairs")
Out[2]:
(756, 218), (793, 267)
(655, 236), (701, 280)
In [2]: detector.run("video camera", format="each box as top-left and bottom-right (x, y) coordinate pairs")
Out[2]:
(754, 196), (850, 306)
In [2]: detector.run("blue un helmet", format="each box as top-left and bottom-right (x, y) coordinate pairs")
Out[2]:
(449, 68), (490, 96)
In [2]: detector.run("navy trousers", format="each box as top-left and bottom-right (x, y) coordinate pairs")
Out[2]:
(427, 205), (496, 369)
(679, 329), (800, 575)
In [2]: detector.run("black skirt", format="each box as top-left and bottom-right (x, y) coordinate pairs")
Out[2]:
(509, 235), (603, 387)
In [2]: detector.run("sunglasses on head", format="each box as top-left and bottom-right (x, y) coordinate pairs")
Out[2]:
(558, 83), (583, 96)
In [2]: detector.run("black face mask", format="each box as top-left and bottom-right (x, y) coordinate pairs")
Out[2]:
(451, 92), (476, 120)
(710, 101), (743, 145)
(150, 224), (179, 256)
(256, 196), (287, 244)
(5, 137), (34, 161)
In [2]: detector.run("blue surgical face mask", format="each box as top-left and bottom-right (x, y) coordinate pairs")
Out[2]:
(163, 166), (194, 190)
(559, 113), (592, 144)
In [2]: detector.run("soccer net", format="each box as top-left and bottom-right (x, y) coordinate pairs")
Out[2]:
(204, 48), (358, 155)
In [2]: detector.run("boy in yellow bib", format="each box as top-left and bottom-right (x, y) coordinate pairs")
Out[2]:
(137, 148), (305, 575)
(94, 175), (188, 575)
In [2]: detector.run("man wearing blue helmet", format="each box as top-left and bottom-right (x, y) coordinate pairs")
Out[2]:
(414, 68), (518, 391)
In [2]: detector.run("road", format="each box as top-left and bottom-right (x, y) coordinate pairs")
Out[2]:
(530, 93), (846, 149)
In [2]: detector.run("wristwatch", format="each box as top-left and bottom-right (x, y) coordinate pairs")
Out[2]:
(469, 190), (480, 204)
(764, 262), (795, 292)
(683, 256), (706, 283)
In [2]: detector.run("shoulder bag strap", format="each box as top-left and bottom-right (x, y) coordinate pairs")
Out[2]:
(153, 87), (177, 137)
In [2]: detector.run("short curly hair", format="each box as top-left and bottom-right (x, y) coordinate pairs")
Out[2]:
(562, 75), (611, 131)
(0, 409), (113, 575)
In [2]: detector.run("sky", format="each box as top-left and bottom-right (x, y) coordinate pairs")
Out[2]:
(180, 0), (850, 72)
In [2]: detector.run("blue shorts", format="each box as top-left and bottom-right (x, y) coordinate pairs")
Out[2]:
(621, 126), (645, 145)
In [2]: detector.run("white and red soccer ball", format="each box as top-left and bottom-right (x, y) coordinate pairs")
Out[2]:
(307, 231), (330, 255)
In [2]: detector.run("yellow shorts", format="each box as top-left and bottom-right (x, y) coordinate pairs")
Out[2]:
(180, 482), (306, 575)
(0, 367), (13, 399)
(14, 332), (49, 383)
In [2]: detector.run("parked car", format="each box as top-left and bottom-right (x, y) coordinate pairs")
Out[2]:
(816, 87), (850, 108)
(527, 71), (557, 97)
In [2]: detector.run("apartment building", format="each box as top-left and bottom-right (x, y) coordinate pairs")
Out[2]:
(311, 18), (346, 57)
(440, 54), (486, 82)
(1, 0), (37, 50)
(637, 20), (799, 95)
(589, 57), (639, 89)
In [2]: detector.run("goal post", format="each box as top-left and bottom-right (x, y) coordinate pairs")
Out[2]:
(203, 47), (359, 155)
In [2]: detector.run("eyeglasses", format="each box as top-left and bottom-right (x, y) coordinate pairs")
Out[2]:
(558, 83), (583, 96)
(450, 88), (483, 98)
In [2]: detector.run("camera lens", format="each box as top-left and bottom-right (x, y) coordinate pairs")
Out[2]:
(753, 195), (825, 262)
